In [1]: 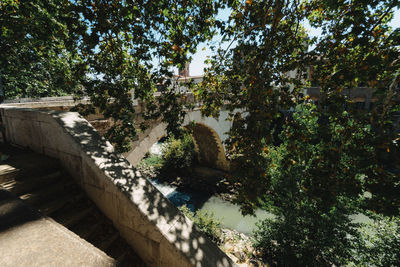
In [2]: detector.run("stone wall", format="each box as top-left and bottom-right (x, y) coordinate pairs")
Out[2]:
(0, 106), (235, 267)
(1, 98), (232, 171)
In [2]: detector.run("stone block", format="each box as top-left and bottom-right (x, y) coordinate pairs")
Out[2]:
(82, 160), (106, 189)
(43, 146), (60, 160)
(39, 121), (80, 156)
(59, 152), (83, 185)
(159, 237), (191, 267)
(28, 121), (44, 153)
(116, 193), (163, 243)
(1, 108), (34, 121)
(116, 224), (160, 267)
(162, 213), (235, 267)
(9, 118), (33, 149)
(84, 184), (118, 223)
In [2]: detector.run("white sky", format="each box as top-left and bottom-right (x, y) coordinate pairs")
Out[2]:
(187, 9), (400, 76)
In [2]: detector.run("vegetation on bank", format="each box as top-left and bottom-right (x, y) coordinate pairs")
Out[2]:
(248, 103), (400, 265)
(161, 133), (197, 174)
(179, 205), (222, 245)
(4, 1), (400, 265)
(142, 131), (400, 266)
(138, 131), (197, 176)
(139, 154), (163, 169)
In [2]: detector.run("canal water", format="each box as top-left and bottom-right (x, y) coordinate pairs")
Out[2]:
(146, 142), (371, 236)
(149, 178), (272, 235)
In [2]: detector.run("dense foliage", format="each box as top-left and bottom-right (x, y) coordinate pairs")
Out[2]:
(252, 104), (362, 265)
(2, 0), (400, 265)
(0, 1), (82, 98)
(179, 205), (222, 244)
(353, 213), (400, 266)
(1, 0), (219, 151)
(199, 0), (400, 216)
(162, 132), (197, 173)
(138, 153), (163, 169)
(196, 0), (400, 264)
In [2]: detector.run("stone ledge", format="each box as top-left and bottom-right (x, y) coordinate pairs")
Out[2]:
(0, 188), (115, 267)
(0, 106), (236, 267)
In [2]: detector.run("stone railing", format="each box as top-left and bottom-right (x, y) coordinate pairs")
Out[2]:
(0, 106), (235, 267)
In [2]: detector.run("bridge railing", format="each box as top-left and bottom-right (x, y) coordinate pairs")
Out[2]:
(0, 106), (236, 267)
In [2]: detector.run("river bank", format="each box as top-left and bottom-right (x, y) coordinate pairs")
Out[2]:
(138, 140), (400, 266)
(137, 152), (270, 265)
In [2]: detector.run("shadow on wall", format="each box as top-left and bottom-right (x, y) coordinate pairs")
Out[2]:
(48, 111), (234, 266)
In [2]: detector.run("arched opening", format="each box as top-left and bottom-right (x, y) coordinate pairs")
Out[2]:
(124, 120), (229, 172)
(190, 123), (229, 172)
(124, 122), (167, 166)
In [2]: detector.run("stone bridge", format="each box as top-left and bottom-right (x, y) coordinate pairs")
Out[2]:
(0, 102), (236, 266)
(124, 107), (231, 172)
(2, 96), (232, 172)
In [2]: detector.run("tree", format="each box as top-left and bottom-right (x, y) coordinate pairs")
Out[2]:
(2, 0), (400, 264)
(0, 0), (83, 98)
(1, 0), (219, 151)
(196, 0), (400, 264)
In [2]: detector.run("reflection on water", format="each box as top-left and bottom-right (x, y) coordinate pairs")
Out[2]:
(149, 179), (272, 235)
(198, 196), (274, 235)
(150, 179), (175, 196)
(147, 142), (372, 236)
(149, 178), (375, 236)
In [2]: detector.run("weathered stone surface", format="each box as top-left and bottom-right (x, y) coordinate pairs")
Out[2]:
(2, 99), (233, 172)
(0, 106), (236, 267)
(0, 188), (116, 267)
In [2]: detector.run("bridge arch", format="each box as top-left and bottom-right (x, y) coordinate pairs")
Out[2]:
(189, 123), (229, 171)
(124, 121), (229, 172)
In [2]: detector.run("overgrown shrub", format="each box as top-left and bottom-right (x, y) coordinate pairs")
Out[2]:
(252, 104), (365, 266)
(139, 154), (163, 168)
(253, 210), (360, 266)
(162, 133), (197, 172)
(350, 214), (400, 266)
(179, 205), (222, 244)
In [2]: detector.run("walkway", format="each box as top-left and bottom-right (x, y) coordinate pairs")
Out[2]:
(0, 144), (145, 266)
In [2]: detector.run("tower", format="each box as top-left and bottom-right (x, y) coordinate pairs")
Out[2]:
(178, 62), (190, 77)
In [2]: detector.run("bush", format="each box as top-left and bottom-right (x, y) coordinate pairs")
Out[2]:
(351, 214), (400, 266)
(162, 133), (197, 172)
(139, 154), (163, 168)
(179, 205), (222, 244)
(252, 104), (364, 266)
(253, 209), (360, 266)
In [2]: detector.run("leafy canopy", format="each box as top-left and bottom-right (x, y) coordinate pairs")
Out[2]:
(2, 0), (400, 264)
(198, 0), (400, 215)
(1, 0), (219, 151)
(197, 1), (400, 264)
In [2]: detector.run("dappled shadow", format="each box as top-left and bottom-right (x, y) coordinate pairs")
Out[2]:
(52, 111), (235, 266)
(0, 145), (53, 232)
(124, 120), (167, 167)
(0, 143), (144, 265)
(122, 113), (230, 173)
(0, 188), (41, 232)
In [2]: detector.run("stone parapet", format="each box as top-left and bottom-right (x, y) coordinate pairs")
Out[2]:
(0, 106), (235, 267)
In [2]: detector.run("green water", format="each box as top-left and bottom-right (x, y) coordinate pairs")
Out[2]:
(198, 196), (274, 235)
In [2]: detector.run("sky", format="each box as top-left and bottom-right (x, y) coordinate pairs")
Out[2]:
(186, 8), (400, 76)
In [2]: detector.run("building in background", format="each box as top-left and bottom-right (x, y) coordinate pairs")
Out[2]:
(156, 63), (203, 93)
